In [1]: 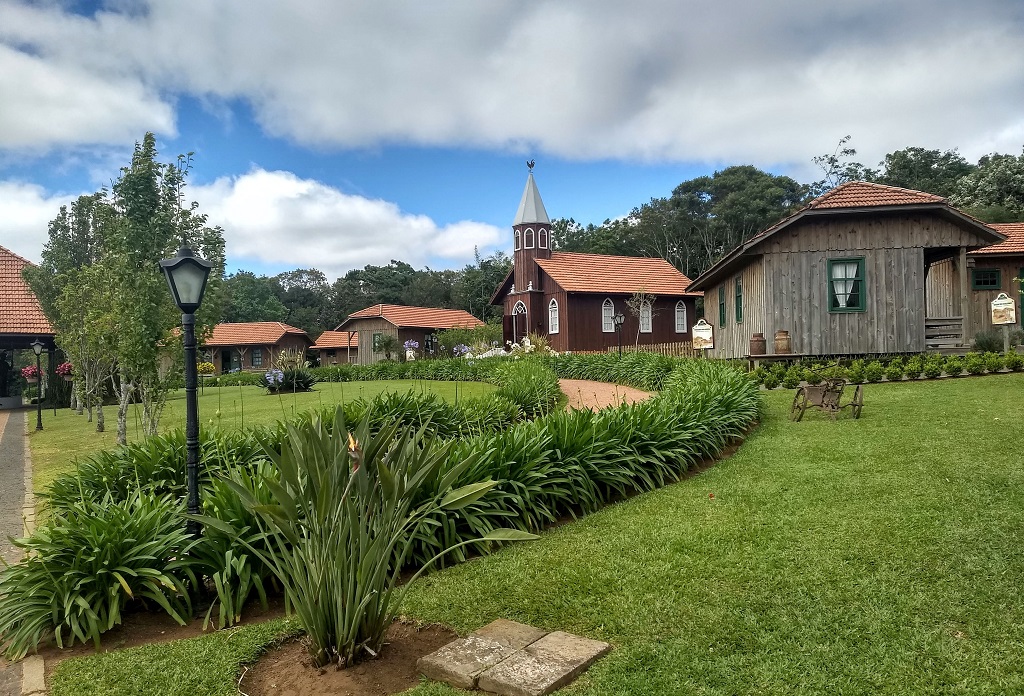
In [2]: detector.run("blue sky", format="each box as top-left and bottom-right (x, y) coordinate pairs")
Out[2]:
(1, 1), (1022, 280)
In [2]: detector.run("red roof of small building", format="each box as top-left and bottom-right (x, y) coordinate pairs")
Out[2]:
(534, 252), (699, 295)
(343, 304), (484, 329)
(806, 181), (946, 209)
(312, 330), (359, 349)
(971, 222), (1024, 256)
(204, 322), (311, 347)
(0, 245), (54, 336)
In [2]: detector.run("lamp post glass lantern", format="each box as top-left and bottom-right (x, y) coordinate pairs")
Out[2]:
(613, 312), (625, 357)
(30, 339), (44, 431)
(160, 247), (214, 536)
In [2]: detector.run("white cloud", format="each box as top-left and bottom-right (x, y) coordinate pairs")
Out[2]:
(0, 0), (1022, 167)
(0, 182), (80, 261)
(192, 169), (502, 278)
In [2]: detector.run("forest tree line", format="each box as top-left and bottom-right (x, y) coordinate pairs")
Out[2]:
(235, 140), (1024, 337)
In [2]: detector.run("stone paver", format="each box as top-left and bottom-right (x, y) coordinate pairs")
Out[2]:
(0, 410), (26, 696)
(420, 620), (610, 696)
(477, 631), (611, 696)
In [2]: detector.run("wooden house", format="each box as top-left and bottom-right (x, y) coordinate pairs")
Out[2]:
(687, 182), (1007, 359)
(312, 330), (359, 365)
(0, 245), (55, 407)
(203, 322), (312, 373)
(957, 223), (1024, 335)
(490, 172), (702, 353)
(334, 305), (484, 365)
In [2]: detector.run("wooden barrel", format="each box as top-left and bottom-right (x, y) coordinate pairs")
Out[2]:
(749, 332), (766, 356)
(774, 330), (791, 354)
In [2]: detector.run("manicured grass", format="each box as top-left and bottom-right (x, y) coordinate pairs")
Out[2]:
(48, 618), (300, 696)
(29, 380), (493, 494)
(44, 374), (1024, 695)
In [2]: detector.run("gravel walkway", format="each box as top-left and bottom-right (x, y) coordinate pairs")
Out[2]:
(559, 379), (653, 411)
(0, 410), (25, 696)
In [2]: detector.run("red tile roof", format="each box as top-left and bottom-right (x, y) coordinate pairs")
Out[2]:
(535, 252), (699, 295)
(806, 181), (946, 209)
(312, 330), (359, 349)
(204, 322), (310, 347)
(971, 223), (1024, 256)
(344, 304), (485, 329)
(0, 246), (54, 336)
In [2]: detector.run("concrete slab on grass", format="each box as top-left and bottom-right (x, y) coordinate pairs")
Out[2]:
(417, 634), (521, 689)
(472, 619), (548, 650)
(476, 631), (611, 696)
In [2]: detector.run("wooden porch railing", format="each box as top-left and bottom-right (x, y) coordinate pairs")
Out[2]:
(925, 316), (963, 350)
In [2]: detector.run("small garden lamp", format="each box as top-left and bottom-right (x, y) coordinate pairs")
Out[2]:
(613, 312), (625, 357)
(160, 247), (214, 537)
(30, 339), (44, 431)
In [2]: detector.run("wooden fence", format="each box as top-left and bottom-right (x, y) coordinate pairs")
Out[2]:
(607, 341), (700, 358)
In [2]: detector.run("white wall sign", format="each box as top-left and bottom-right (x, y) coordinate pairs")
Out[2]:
(991, 292), (1016, 325)
(692, 318), (714, 350)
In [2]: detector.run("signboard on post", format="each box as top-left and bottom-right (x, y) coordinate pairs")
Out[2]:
(692, 318), (714, 351)
(991, 293), (1016, 325)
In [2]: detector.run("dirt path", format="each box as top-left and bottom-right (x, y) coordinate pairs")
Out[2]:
(559, 379), (653, 411)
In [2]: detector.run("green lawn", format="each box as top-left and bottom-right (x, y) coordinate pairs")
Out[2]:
(29, 380), (493, 494)
(46, 374), (1024, 695)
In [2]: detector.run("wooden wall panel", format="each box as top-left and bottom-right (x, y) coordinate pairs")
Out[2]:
(708, 259), (765, 358)
(925, 257), (957, 318)
(964, 258), (1024, 340)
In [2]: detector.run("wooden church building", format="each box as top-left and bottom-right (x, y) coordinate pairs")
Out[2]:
(491, 170), (701, 352)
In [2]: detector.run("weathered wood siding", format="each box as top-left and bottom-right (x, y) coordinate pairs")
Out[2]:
(964, 258), (1024, 338)
(562, 294), (697, 352)
(760, 213), (988, 254)
(925, 257), (958, 318)
(346, 318), (399, 365)
(708, 260), (766, 358)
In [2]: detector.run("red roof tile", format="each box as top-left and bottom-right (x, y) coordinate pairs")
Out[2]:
(971, 223), (1024, 255)
(344, 305), (485, 329)
(535, 252), (699, 295)
(312, 330), (359, 349)
(806, 181), (946, 209)
(204, 322), (310, 347)
(0, 246), (54, 336)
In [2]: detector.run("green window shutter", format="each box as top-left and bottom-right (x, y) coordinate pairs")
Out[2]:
(719, 286), (726, 327)
(970, 269), (1001, 290)
(735, 276), (743, 324)
(827, 257), (866, 313)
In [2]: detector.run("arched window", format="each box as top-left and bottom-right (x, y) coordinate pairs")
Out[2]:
(538, 228), (548, 249)
(602, 298), (615, 333)
(513, 301), (527, 317)
(640, 300), (652, 333)
(548, 298), (559, 334)
(675, 301), (688, 333)
(514, 229), (521, 251)
(524, 227), (535, 249)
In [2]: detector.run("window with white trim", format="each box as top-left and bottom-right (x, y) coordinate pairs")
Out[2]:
(548, 298), (559, 334)
(828, 257), (866, 312)
(640, 300), (652, 333)
(539, 228), (548, 249)
(514, 229), (521, 251)
(674, 301), (688, 333)
(602, 298), (615, 332)
(524, 227), (535, 249)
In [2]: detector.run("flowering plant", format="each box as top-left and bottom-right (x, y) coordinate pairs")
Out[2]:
(196, 361), (215, 376)
(452, 343), (470, 357)
(21, 365), (39, 379)
(403, 340), (420, 351)
(264, 369), (285, 386)
(55, 362), (73, 376)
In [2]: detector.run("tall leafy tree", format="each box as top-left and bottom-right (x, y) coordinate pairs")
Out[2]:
(222, 272), (288, 323)
(950, 150), (1024, 222)
(875, 147), (975, 197)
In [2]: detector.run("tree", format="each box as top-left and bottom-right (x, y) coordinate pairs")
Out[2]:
(874, 147), (975, 198)
(223, 272), (288, 323)
(949, 150), (1024, 222)
(451, 250), (511, 322)
(809, 135), (877, 195)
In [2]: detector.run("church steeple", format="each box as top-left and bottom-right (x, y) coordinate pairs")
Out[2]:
(512, 164), (552, 296)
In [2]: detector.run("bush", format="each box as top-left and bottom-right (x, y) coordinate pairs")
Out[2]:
(762, 373), (780, 389)
(1004, 350), (1024, 371)
(884, 357), (905, 382)
(434, 324), (502, 357)
(864, 361), (884, 383)
(972, 330), (1004, 353)
(207, 371), (264, 387)
(782, 366), (802, 389)
(803, 365), (824, 385)
(944, 356), (964, 377)
(904, 355), (924, 379)
(846, 359), (865, 384)
(261, 368), (316, 393)
(492, 360), (562, 418)
(0, 492), (198, 659)
(964, 353), (986, 375)
(922, 359), (943, 379)
(983, 352), (1005, 373)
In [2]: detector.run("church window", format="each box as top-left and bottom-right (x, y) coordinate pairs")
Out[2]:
(602, 298), (615, 332)
(548, 298), (559, 334)
(524, 228), (535, 249)
(675, 301), (688, 333)
(514, 229), (521, 251)
(640, 301), (652, 333)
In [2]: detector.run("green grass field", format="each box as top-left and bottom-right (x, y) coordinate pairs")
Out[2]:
(46, 373), (1024, 695)
(28, 380), (494, 494)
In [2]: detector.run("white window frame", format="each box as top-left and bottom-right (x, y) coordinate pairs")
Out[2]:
(539, 228), (548, 249)
(675, 301), (688, 333)
(514, 229), (521, 251)
(640, 300), (652, 333)
(602, 298), (615, 333)
(513, 300), (527, 317)
(548, 298), (559, 334)
(524, 227), (535, 249)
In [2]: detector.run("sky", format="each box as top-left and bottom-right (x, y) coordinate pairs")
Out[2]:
(1, 0), (1022, 281)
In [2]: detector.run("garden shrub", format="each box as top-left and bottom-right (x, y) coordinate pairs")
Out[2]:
(1005, 349), (1024, 371)
(884, 357), (905, 382)
(983, 352), (1005, 373)
(944, 356), (964, 377)
(492, 360), (562, 418)
(964, 353), (986, 375)
(762, 373), (780, 389)
(904, 355), (924, 379)
(922, 356), (943, 379)
(972, 330), (1004, 353)
(864, 361), (884, 383)
(803, 366), (824, 385)
(0, 491), (198, 660)
(206, 371), (263, 387)
(846, 359), (865, 384)
(260, 368), (316, 393)
(782, 366), (802, 389)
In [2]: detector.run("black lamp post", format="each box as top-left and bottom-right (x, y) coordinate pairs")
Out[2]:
(160, 247), (214, 536)
(30, 339), (44, 431)
(613, 312), (625, 358)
